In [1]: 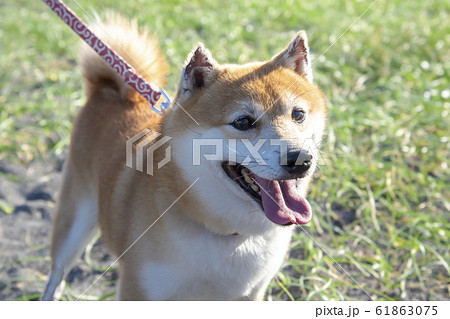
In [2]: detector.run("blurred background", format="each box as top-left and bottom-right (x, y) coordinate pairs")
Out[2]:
(0, 0), (448, 300)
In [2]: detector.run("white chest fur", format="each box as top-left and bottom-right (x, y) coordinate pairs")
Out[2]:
(139, 217), (292, 300)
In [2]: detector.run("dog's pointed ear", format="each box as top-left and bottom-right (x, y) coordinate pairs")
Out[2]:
(179, 43), (219, 99)
(272, 31), (313, 82)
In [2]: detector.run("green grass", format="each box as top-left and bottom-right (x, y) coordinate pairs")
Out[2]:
(0, 0), (448, 300)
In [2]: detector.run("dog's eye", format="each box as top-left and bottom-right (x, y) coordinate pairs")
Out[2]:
(292, 109), (306, 123)
(230, 117), (254, 131)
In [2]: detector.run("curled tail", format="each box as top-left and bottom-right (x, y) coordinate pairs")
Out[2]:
(79, 12), (168, 101)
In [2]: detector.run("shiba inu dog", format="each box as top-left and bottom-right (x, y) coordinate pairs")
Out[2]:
(42, 13), (326, 300)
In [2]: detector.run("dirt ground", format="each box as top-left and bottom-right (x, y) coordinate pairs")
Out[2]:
(0, 157), (117, 300)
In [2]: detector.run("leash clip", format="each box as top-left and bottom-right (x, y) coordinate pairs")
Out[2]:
(151, 90), (171, 114)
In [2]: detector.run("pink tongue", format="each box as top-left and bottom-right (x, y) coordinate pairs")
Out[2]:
(253, 176), (312, 225)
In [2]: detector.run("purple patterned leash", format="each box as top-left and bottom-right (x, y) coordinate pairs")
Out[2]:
(42, 0), (170, 114)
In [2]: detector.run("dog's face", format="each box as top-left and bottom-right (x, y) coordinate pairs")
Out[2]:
(166, 31), (326, 235)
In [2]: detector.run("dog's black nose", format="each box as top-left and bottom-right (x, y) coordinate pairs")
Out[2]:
(282, 151), (312, 176)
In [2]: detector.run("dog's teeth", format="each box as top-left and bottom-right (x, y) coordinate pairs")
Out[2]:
(251, 184), (260, 192)
(243, 174), (253, 184)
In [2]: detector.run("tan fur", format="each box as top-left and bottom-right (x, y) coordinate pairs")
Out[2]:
(42, 13), (326, 301)
(80, 12), (168, 100)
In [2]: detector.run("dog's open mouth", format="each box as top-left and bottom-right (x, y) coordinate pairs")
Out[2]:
(222, 162), (312, 226)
